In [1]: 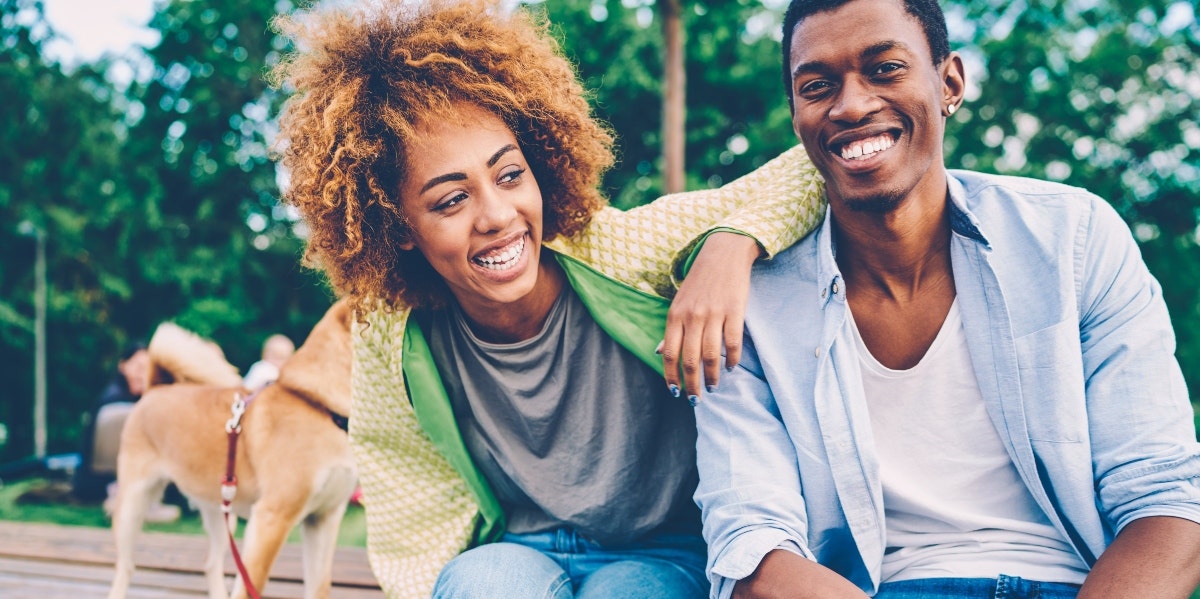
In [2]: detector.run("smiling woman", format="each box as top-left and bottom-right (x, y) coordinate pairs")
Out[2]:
(397, 105), (555, 343)
(268, 0), (824, 597)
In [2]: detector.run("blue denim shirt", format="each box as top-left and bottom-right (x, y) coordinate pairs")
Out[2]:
(694, 170), (1200, 598)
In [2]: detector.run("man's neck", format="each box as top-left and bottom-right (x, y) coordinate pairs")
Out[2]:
(831, 188), (957, 370)
(832, 193), (953, 303)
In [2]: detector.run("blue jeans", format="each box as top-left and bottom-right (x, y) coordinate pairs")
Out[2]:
(875, 575), (1081, 598)
(432, 527), (708, 598)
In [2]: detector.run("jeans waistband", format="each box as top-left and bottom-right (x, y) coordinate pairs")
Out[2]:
(876, 574), (1081, 599)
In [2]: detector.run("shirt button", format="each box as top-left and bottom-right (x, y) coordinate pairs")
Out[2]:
(832, 282), (839, 295)
(821, 288), (828, 299)
(814, 347), (821, 358)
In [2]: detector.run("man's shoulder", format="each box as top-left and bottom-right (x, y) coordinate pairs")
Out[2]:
(752, 228), (821, 281)
(949, 169), (1119, 238)
(950, 169), (1100, 203)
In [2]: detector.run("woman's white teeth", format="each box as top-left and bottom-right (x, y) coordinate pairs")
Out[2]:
(841, 134), (895, 160)
(475, 236), (525, 270)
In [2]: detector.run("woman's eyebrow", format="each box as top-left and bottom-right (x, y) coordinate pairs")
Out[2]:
(419, 144), (520, 194)
(487, 144), (518, 167)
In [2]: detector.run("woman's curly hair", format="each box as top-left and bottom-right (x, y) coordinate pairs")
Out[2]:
(270, 0), (615, 314)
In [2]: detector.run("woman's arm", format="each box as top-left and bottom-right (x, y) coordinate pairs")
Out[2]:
(549, 145), (825, 398)
(659, 231), (759, 403)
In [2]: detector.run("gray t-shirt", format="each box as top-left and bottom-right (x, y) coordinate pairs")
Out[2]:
(416, 284), (699, 546)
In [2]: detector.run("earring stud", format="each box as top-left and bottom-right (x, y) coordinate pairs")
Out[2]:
(947, 104), (957, 115)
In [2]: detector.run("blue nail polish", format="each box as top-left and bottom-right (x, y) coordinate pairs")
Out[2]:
(669, 384), (681, 398)
(706, 384), (716, 393)
(687, 395), (698, 407)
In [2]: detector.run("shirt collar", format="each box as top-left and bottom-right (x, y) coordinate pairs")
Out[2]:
(946, 171), (990, 247)
(814, 170), (991, 308)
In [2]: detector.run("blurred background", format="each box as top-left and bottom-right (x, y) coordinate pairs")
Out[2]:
(1, 0), (1198, 466)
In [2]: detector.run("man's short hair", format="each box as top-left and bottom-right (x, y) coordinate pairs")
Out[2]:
(781, 0), (950, 110)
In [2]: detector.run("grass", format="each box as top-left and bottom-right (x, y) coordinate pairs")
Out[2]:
(0, 477), (367, 547)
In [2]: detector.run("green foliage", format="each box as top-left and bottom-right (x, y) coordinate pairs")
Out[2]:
(0, 0), (333, 462)
(1, 0), (142, 460)
(540, 0), (797, 207)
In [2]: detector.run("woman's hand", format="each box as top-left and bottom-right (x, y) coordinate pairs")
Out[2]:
(660, 231), (761, 404)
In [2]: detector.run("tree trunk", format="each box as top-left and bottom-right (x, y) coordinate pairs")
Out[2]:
(660, 0), (686, 194)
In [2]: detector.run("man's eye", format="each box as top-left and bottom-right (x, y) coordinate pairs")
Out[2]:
(875, 62), (904, 76)
(799, 80), (832, 96)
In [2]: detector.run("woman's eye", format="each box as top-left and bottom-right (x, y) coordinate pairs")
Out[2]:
(498, 167), (526, 186)
(434, 192), (467, 211)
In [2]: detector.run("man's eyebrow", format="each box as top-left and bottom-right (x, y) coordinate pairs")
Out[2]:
(861, 40), (908, 61)
(418, 144), (520, 194)
(791, 40), (912, 79)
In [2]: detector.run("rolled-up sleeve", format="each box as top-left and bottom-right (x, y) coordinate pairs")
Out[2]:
(694, 334), (814, 599)
(1079, 198), (1200, 531)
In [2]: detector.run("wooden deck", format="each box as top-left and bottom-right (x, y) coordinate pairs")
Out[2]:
(0, 521), (384, 598)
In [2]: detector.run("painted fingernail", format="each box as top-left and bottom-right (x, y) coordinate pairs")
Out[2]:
(687, 395), (698, 407)
(655, 340), (664, 355)
(725, 364), (735, 372)
(669, 384), (681, 398)
(706, 384), (716, 393)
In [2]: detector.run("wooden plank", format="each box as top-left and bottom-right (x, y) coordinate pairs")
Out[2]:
(0, 556), (212, 598)
(0, 521), (383, 596)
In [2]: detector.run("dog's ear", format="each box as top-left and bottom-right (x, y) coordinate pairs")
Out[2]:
(276, 299), (353, 416)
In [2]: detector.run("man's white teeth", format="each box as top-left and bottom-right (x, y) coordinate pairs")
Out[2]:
(475, 236), (525, 270)
(840, 134), (895, 160)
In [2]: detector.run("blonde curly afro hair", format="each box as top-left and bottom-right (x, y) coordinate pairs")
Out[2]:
(271, 0), (615, 313)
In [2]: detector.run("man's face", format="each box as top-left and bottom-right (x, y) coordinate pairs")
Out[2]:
(787, 0), (958, 213)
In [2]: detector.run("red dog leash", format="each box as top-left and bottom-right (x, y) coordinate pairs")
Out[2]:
(222, 390), (261, 599)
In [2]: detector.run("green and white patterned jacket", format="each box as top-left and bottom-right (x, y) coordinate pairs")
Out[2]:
(349, 145), (824, 598)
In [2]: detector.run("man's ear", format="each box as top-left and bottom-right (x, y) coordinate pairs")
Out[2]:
(941, 51), (966, 117)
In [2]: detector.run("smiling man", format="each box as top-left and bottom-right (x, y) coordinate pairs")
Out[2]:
(693, 0), (1200, 598)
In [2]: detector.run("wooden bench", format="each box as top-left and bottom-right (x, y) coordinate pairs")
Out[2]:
(0, 521), (384, 598)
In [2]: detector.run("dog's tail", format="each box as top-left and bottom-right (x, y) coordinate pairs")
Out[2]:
(147, 322), (243, 388)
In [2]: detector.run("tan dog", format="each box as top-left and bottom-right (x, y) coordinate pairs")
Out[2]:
(107, 300), (356, 599)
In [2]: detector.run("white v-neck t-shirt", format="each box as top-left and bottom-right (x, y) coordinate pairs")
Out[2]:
(850, 299), (1088, 584)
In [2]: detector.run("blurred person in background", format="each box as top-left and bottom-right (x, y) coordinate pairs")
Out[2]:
(242, 333), (295, 391)
(73, 342), (180, 523)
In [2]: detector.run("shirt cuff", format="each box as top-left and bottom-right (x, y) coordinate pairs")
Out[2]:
(672, 227), (758, 287)
(710, 528), (813, 599)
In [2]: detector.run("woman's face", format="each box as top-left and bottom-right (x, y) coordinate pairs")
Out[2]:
(399, 104), (546, 314)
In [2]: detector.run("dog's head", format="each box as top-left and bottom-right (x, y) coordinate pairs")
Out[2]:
(275, 299), (353, 417)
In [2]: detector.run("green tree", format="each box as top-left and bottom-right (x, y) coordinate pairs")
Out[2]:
(117, 0), (331, 370)
(0, 0), (333, 462)
(0, 0), (144, 459)
(539, 0), (793, 207)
